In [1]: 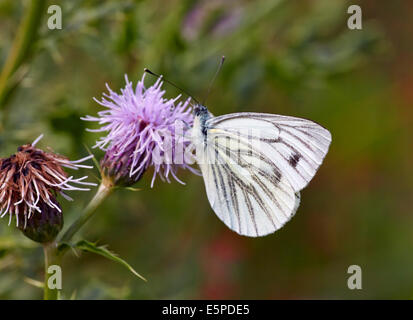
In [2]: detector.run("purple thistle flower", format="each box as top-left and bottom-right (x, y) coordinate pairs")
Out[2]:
(82, 74), (198, 187)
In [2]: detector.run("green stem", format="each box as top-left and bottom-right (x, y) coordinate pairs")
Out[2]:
(43, 241), (60, 300)
(42, 179), (113, 298)
(0, 0), (46, 110)
(60, 180), (113, 243)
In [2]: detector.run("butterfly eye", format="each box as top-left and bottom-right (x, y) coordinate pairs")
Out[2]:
(194, 105), (207, 116)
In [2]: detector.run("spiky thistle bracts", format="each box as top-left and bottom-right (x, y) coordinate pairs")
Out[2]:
(82, 73), (199, 187)
(0, 135), (96, 228)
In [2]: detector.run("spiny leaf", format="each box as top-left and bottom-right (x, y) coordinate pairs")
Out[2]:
(75, 240), (147, 282)
(57, 242), (79, 257)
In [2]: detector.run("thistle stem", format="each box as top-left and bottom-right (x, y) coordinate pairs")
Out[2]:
(43, 241), (60, 300)
(42, 179), (113, 299)
(60, 179), (114, 243)
(0, 0), (46, 110)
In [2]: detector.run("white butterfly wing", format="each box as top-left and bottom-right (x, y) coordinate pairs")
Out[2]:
(197, 140), (301, 237)
(195, 112), (331, 237)
(207, 112), (332, 192)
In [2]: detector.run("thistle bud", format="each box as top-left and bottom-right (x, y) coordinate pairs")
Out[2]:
(100, 144), (145, 187)
(18, 197), (63, 243)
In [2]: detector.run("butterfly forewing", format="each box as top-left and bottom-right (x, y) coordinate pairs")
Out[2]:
(206, 112), (332, 192)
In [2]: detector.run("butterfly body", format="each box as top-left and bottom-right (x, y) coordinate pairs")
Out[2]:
(193, 104), (211, 139)
(191, 104), (332, 237)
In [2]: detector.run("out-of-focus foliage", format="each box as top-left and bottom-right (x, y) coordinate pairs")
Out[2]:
(0, 0), (412, 299)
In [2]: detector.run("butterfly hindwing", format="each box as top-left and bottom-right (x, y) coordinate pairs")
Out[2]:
(198, 145), (300, 237)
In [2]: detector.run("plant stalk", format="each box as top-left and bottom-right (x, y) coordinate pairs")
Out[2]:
(60, 179), (114, 243)
(0, 0), (46, 111)
(43, 241), (60, 300)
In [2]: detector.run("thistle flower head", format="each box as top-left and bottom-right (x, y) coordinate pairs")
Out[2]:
(0, 135), (96, 230)
(82, 74), (198, 187)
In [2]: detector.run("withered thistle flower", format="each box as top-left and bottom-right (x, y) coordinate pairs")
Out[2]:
(82, 74), (198, 187)
(0, 135), (96, 235)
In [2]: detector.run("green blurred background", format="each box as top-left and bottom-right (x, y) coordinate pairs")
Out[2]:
(0, 0), (412, 299)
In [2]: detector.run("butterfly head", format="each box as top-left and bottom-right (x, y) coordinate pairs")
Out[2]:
(194, 104), (209, 117)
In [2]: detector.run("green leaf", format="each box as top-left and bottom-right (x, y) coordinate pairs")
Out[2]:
(70, 290), (77, 300)
(0, 235), (37, 250)
(57, 242), (79, 257)
(24, 277), (44, 289)
(123, 187), (142, 192)
(74, 240), (147, 282)
(83, 144), (101, 174)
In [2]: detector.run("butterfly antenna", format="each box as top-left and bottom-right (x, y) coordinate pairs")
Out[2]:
(201, 56), (225, 105)
(144, 68), (200, 105)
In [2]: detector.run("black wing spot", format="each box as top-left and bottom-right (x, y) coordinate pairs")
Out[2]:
(288, 153), (301, 168)
(274, 168), (282, 182)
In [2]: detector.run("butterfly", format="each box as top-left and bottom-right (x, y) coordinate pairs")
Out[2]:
(191, 104), (331, 237)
